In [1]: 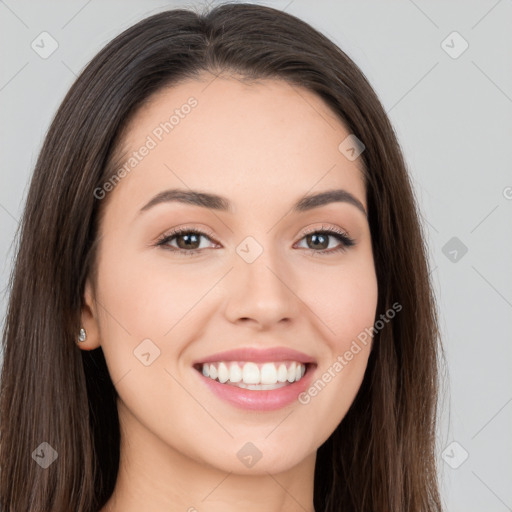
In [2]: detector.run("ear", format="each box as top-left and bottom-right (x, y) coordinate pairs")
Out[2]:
(77, 279), (101, 351)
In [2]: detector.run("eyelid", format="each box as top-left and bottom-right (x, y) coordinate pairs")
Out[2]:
(156, 224), (217, 242)
(299, 223), (351, 238)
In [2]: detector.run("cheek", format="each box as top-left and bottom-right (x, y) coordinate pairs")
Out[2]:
(96, 247), (211, 342)
(298, 255), (378, 351)
(294, 256), (378, 433)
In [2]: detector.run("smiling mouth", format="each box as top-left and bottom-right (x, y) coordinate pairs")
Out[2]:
(193, 360), (313, 390)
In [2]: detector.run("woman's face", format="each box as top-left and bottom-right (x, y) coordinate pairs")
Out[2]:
(82, 74), (378, 475)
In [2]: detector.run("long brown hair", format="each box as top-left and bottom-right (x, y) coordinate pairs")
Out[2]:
(0, 3), (445, 511)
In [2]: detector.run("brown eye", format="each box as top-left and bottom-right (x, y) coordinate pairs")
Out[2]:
(296, 228), (355, 254)
(305, 232), (329, 250)
(173, 232), (202, 250)
(156, 228), (218, 256)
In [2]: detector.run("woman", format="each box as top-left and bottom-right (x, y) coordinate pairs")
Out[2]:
(0, 3), (445, 511)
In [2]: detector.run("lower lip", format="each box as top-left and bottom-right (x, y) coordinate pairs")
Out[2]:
(195, 364), (316, 411)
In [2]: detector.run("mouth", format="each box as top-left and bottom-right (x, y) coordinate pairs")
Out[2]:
(192, 349), (317, 411)
(193, 360), (311, 390)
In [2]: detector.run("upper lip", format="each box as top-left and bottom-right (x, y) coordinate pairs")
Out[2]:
(193, 347), (317, 365)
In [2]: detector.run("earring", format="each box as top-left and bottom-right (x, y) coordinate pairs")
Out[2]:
(77, 327), (87, 343)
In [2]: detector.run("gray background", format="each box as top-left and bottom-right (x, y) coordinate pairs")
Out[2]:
(1, 1), (511, 510)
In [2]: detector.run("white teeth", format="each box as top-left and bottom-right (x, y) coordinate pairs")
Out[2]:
(228, 362), (242, 383)
(295, 364), (302, 381)
(260, 363), (278, 385)
(234, 382), (289, 390)
(217, 362), (229, 383)
(277, 363), (288, 382)
(199, 361), (307, 387)
(242, 362), (260, 384)
(287, 362), (296, 383)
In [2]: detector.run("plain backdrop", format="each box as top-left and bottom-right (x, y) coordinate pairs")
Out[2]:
(1, 1), (511, 510)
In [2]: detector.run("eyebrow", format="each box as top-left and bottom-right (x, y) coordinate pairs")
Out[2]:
(139, 188), (367, 217)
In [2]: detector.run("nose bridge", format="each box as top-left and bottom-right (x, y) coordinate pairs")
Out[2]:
(225, 233), (299, 327)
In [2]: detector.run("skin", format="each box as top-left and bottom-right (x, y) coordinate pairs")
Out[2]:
(80, 73), (378, 512)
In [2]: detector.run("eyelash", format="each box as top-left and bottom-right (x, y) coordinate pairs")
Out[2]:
(155, 224), (356, 257)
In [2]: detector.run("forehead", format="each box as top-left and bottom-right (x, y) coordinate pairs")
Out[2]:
(107, 74), (366, 216)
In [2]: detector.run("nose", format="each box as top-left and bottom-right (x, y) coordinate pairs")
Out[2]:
(223, 245), (300, 330)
